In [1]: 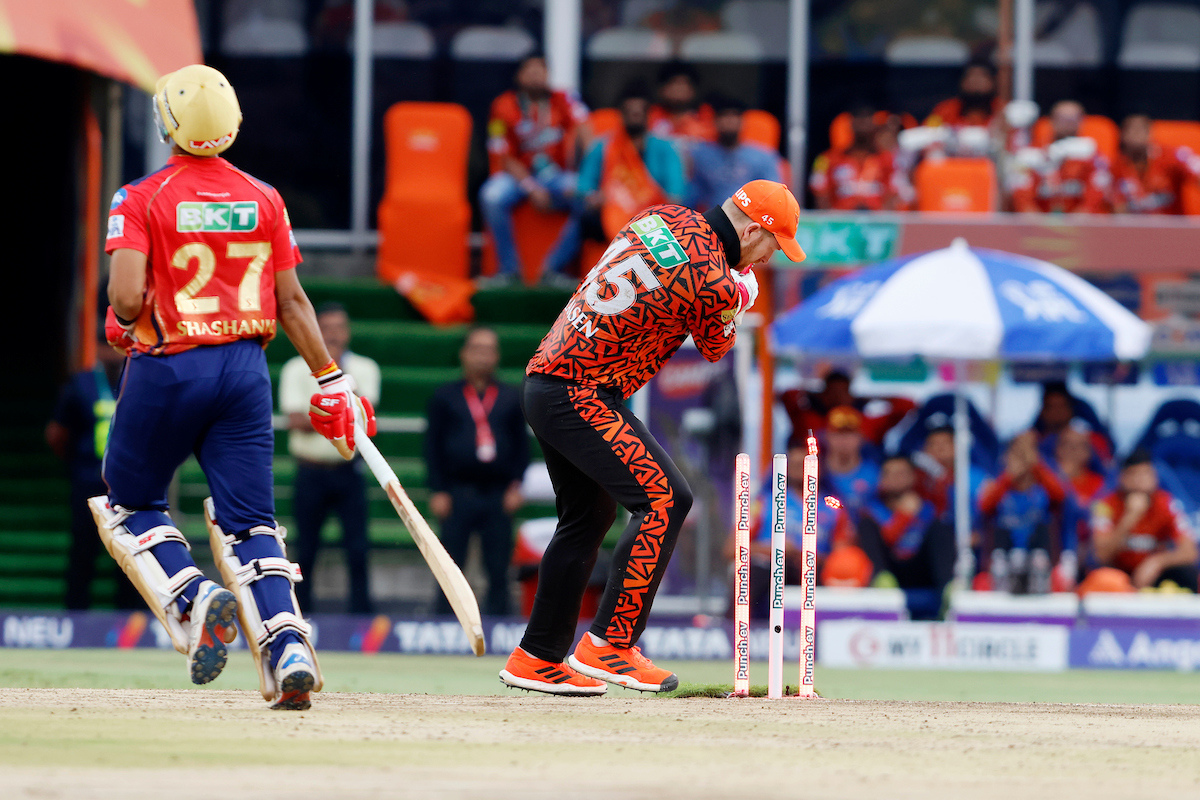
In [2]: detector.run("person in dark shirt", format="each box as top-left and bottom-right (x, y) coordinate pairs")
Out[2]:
(425, 326), (530, 616)
(44, 341), (137, 609)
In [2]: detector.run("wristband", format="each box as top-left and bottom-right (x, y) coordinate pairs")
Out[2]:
(114, 312), (136, 328)
(312, 360), (344, 389)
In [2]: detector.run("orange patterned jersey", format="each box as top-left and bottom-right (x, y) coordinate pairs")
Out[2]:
(528, 205), (741, 397)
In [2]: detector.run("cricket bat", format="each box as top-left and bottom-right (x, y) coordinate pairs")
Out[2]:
(354, 421), (486, 656)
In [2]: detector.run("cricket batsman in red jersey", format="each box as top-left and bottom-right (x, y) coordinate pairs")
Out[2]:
(500, 180), (806, 695)
(99, 65), (374, 710)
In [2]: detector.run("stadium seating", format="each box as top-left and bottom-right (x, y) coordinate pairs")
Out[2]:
(894, 393), (1001, 472)
(586, 28), (673, 60)
(1118, 3), (1200, 68)
(480, 205), (572, 285)
(1033, 1), (1103, 66)
(1132, 399), (1200, 515)
(376, 102), (473, 285)
(721, 0), (789, 60)
(912, 157), (998, 212)
(679, 31), (764, 62)
(883, 36), (970, 65)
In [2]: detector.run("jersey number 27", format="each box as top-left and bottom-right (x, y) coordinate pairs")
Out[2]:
(172, 241), (271, 314)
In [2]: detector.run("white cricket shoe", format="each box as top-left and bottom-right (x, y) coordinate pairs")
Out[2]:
(187, 580), (238, 685)
(271, 642), (316, 710)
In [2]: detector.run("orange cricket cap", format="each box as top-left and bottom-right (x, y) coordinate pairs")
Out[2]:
(732, 179), (806, 263)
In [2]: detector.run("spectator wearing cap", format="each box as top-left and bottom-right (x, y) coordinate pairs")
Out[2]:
(577, 81), (686, 242)
(977, 431), (1074, 594)
(480, 54), (591, 285)
(822, 406), (879, 515)
(724, 436), (860, 618)
(780, 369), (915, 448)
(1090, 450), (1198, 592)
(278, 303), (382, 614)
(856, 455), (956, 599)
(688, 96), (783, 212)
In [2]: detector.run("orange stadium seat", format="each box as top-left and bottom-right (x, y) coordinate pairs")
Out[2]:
(1031, 114), (1119, 161)
(480, 204), (572, 284)
(377, 102), (474, 321)
(1150, 119), (1200, 153)
(740, 109), (780, 150)
(913, 157), (997, 212)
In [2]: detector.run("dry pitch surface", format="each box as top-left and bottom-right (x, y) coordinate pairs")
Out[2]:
(3, 687), (1199, 799)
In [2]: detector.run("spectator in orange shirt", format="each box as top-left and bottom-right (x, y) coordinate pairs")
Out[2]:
(1090, 450), (1198, 591)
(809, 105), (902, 210)
(925, 59), (1003, 130)
(648, 62), (716, 165)
(1010, 100), (1111, 213)
(1109, 114), (1200, 214)
(481, 54), (590, 284)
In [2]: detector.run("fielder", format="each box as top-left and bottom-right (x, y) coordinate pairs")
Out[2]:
(98, 65), (375, 710)
(501, 180), (806, 695)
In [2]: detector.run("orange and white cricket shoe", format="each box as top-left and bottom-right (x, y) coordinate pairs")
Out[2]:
(568, 634), (679, 693)
(499, 647), (608, 696)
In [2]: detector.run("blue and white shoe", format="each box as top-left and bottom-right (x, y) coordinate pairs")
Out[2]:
(271, 642), (316, 710)
(187, 580), (238, 685)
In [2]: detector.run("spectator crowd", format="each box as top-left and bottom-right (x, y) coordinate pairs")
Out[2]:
(481, 55), (1200, 284)
(731, 373), (1200, 618)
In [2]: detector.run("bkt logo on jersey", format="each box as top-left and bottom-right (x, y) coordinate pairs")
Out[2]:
(176, 201), (259, 233)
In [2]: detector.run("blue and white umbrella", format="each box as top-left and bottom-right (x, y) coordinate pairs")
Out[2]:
(770, 239), (1152, 587)
(772, 239), (1152, 362)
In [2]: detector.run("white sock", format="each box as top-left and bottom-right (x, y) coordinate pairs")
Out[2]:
(587, 632), (608, 648)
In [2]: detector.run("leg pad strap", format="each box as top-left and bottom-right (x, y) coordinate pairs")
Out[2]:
(204, 498), (322, 703)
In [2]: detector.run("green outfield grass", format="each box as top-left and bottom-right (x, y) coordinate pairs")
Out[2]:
(0, 649), (1195, 704)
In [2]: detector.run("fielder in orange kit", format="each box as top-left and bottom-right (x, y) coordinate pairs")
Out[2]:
(500, 180), (806, 695)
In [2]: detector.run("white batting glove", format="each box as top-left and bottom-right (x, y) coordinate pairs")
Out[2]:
(733, 268), (759, 326)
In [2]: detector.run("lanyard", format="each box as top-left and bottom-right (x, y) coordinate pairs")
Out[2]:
(463, 383), (499, 463)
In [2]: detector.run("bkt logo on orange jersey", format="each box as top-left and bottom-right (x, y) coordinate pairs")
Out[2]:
(177, 201), (258, 233)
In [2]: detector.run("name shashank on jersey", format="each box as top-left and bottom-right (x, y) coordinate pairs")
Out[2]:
(574, 213), (684, 337)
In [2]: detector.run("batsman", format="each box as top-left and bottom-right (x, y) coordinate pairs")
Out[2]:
(501, 180), (806, 695)
(96, 65), (375, 710)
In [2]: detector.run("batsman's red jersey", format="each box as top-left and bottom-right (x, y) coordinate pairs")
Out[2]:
(105, 154), (302, 356)
(527, 205), (742, 397)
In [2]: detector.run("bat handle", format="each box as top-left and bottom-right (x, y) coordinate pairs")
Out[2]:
(353, 421), (396, 489)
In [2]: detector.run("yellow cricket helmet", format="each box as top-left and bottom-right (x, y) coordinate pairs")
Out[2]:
(153, 65), (242, 156)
